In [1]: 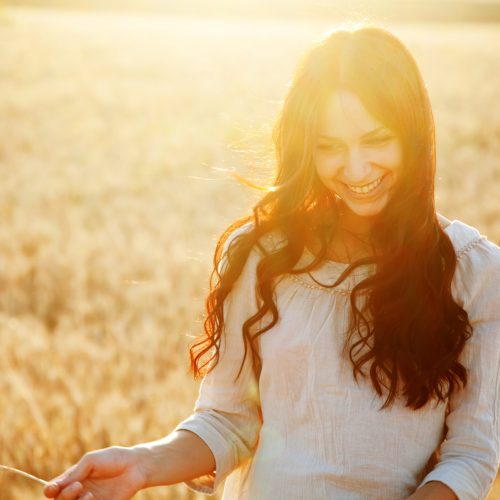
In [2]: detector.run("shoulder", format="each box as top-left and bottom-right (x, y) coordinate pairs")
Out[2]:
(222, 222), (254, 252)
(218, 222), (286, 280)
(222, 222), (287, 257)
(443, 218), (500, 266)
(443, 217), (500, 312)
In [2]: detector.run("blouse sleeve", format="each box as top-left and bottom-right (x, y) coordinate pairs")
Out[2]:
(417, 238), (500, 499)
(175, 224), (263, 495)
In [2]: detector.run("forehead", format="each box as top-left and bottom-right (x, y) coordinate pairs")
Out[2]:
(317, 89), (385, 138)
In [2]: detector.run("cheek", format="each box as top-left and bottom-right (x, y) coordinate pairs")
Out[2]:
(366, 148), (402, 179)
(381, 142), (403, 172)
(313, 153), (342, 180)
(375, 151), (400, 170)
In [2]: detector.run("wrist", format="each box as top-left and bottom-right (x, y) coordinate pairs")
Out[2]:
(129, 430), (216, 489)
(129, 443), (163, 490)
(130, 434), (189, 489)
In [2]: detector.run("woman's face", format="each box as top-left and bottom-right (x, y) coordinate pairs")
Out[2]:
(313, 89), (403, 218)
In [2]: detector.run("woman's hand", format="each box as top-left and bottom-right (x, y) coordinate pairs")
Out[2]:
(43, 446), (148, 500)
(406, 481), (458, 500)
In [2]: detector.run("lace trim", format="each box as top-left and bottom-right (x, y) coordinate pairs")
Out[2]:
(456, 236), (486, 261)
(289, 236), (485, 295)
(287, 274), (352, 296)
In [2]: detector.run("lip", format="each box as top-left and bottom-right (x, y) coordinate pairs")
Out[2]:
(336, 173), (391, 202)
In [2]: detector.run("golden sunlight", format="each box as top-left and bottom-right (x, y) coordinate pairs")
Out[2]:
(0, 1), (498, 499)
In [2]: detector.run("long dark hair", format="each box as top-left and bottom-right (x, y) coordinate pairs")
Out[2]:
(190, 25), (472, 410)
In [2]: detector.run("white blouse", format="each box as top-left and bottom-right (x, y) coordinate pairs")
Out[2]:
(176, 217), (500, 500)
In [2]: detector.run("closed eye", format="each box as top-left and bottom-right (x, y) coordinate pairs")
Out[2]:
(364, 136), (393, 146)
(317, 143), (344, 152)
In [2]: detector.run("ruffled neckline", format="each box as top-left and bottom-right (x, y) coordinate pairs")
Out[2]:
(298, 216), (457, 278)
(292, 220), (458, 289)
(300, 247), (375, 278)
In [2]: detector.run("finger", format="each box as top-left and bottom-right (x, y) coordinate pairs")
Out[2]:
(44, 474), (77, 499)
(45, 464), (78, 496)
(43, 482), (60, 498)
(55, 481), (83, 500)
(80, 493), (94, 500)
(45, 457), (93, 495)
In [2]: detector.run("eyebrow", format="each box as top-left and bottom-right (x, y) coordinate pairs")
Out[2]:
(318, 126), (389, 141)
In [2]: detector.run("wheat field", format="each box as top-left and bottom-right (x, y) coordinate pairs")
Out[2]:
(0, 7), (498, 499)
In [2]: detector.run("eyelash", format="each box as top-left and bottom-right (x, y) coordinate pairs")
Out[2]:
(317, 144), (343, 152)
(317, 136), (392, 151)
(366, 136), (392, 145)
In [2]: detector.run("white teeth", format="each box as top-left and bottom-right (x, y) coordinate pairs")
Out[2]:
(347, 176), (384, 194)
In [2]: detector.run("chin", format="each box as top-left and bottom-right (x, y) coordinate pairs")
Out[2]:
(342, 192), (390, 218)
(346, 204), (384, 218)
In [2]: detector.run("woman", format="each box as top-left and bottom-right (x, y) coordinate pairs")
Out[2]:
(44, 25), (500, 500)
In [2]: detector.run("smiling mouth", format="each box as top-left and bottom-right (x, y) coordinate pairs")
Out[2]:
(345, 175), (385, 194)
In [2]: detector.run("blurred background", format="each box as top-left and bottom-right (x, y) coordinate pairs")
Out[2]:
(0, 0), (498, 498)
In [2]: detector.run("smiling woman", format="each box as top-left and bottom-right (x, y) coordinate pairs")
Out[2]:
(43, 23), (500, 500)
(313, 89), (403, 219)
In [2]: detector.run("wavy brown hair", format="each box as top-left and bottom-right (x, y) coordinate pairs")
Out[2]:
(189, 25), (472, 410)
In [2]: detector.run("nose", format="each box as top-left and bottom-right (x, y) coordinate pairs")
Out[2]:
(343, 148), (371, 183)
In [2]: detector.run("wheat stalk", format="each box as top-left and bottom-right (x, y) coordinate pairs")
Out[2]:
(0, 465), (49, 486)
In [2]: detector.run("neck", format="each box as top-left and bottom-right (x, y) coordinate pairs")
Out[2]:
(337, 202), (376, 238)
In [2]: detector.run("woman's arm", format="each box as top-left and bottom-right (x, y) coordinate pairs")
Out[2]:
(415, 236), (500, 499)
(406, 481), (458, 500)
(44, 430), (215, 499)
(172, 228), (263, 494)
(132, 430), (216, 487)
(46, 224), (263, 500)
(46, 335), (260, 500)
